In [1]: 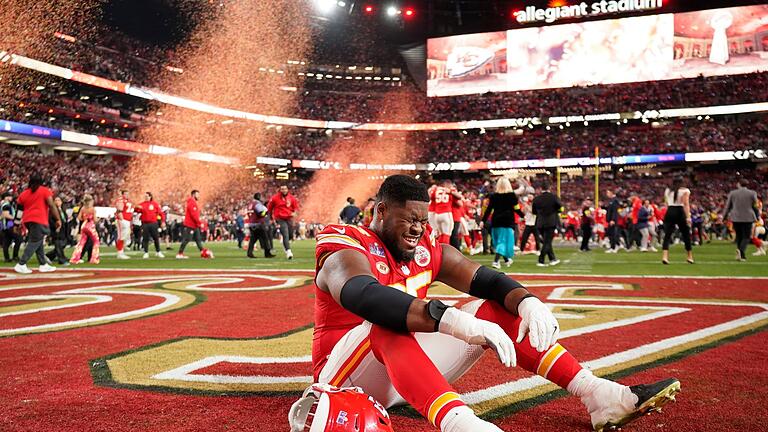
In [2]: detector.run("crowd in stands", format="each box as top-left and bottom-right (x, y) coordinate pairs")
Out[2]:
(268, 115), (768, 162)
(0, 144), (129, 205)
(292, 73), (768, 124)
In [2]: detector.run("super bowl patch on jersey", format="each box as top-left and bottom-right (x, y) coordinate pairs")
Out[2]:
(369, 243), (386, 257)
(414, 246), (431, 267)
(376, 261), (390, 275)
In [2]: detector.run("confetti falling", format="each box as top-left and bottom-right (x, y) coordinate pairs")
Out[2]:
(300, 89), (417, 223)
(123, 0), (312, 208)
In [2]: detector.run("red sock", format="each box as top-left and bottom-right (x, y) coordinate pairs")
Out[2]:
(438, 234), (451, 244)
(369, 325), (465, 428)
(474, 301), (582, 389)
(753, 238), (763, 248)
(463, 235), (472, 249)
(116, 240), (124, 252)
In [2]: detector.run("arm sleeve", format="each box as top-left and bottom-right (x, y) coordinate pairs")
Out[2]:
(481, 196), (493, 223)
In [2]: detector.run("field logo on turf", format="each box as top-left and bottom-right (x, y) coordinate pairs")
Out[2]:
(86, 276), (768, 416)
(0, 271), (311, 337)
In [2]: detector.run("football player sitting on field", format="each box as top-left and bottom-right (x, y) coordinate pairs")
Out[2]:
(306, 175), (680, 432)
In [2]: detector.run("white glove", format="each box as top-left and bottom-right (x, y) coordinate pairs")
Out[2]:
(438, 307), (516, 367)
(516, 297), (559, 352)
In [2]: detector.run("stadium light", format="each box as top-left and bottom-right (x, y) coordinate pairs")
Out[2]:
(314, 0), (336, 13)
(386, 6), (398, 16)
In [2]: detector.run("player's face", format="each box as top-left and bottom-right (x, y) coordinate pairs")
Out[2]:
(378, 200), (429, 262)
(280, 186), (289, 195)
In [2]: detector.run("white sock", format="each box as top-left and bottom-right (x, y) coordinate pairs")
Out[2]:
(439, 405), (503, 432)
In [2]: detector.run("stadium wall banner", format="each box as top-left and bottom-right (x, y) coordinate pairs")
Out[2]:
(513, 0), (664, 25)
(428, 4), (768, 97)
(0, 120), (62, 140)
(2, 119), (767, 171)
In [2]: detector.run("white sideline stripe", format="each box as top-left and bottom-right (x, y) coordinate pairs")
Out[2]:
(153, 355), (313, 385)
(463, 310), (768, 405)
(0, 274), (304, 292)
(0, 294), (112, 317)
(4, 268), (767, 280)
(506, 272), (768, 280)
(0, 289), (182, 335)
(554, 304), (689, 338)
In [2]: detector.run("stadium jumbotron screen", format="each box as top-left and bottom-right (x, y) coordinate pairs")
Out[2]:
(427, 4), (768, 96)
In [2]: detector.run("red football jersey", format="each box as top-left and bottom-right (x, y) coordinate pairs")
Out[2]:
(115, 197), (133, 221)
(430, 186), (454, 214)
(312, 223), (443, 379)
(451, 197), (464, 221)
(427, 185), (437, 212)
(594, 208), (607, 225)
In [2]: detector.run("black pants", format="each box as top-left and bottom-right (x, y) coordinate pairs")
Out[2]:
(628, 224), (641, 250)
(580, 226), (592, 251)
(662, 207), (692, 252)
(538, 226), (557, 263)
(732, 222), (753, 260)
(450, 222), (462, 250)
(132, 225), (142, 250)
(481, 226), (491, 253)
(275, 219), (293, 251)
(45, 231), (68, 264)
(20, 223), (50, 266)
(248, 223), (271, 257)
(1, 229), (22, 261)
(519, 225), (541, 251)
(607, 224), (620, 250)
(142, 223), (161, 253)
(178, 226), (204, 254)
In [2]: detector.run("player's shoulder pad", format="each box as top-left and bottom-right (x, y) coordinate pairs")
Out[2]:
(316, 224), (372, 253)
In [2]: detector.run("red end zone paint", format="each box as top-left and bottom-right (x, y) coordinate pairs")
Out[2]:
(0, 269), (766, 431)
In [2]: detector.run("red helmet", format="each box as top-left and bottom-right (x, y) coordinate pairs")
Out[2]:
(200, 248), (214, 259)
(288, 384), (394, 432)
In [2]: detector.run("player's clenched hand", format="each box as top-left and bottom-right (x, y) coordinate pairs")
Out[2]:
(438, 307), (516, 367)
(516, 297), (559, 352)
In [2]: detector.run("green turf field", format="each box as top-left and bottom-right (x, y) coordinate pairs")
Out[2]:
(3, 239), (765, 277)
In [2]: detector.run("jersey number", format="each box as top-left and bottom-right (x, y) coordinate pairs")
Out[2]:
(434, 189), (450, 204)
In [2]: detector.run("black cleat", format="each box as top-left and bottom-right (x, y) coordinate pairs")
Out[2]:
(595, 378), (681, 432)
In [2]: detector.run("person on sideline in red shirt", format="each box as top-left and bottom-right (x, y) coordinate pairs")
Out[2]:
(267, 185), (300, 260)
(135, 192), (166, 259)
(177, 190), (212, 259)
(14, 175), (61, 274)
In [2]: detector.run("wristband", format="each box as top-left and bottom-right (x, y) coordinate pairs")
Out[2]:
(427, 299), (450, 332)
